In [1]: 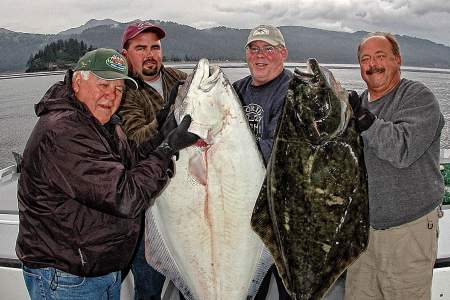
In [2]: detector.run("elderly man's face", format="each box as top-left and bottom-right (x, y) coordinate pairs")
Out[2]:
(122, 32), (163, 82)
(72, 72), (124, 124)
(246, 40), (288, 86)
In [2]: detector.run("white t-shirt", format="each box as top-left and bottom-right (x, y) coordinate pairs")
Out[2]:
(146, 77), (164, 98)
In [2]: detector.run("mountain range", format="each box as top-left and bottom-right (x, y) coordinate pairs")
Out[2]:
(1, 18), (450, 73)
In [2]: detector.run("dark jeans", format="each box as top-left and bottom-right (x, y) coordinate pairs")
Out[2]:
(131, 233), (165, 300)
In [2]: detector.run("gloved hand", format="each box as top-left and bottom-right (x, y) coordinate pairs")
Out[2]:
(156, 80), (185, 129)
(145, 111), (178, 149)
(348, 90), (376, 132)
(348, 90), (361, 113)
(156, 115), (199, 159)
(159, 112), (177, 139)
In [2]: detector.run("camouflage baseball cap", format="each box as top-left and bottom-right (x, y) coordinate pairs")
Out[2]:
(246, 25), (286, 47)
(75, 48), (138, 89)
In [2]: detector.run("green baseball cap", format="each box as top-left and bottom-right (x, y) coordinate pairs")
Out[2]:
(75, 48), (137, 89)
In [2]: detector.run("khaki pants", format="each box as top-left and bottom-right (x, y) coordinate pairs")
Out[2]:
(345, 209), (439, 300)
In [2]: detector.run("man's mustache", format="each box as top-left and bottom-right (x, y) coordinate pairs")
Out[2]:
(366, 66), (385, 75)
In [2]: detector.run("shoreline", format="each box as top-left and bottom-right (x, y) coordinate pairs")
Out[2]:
(2, 62), (450, 80)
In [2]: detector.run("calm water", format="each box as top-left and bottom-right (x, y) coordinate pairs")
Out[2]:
(1, 64), (450, 169)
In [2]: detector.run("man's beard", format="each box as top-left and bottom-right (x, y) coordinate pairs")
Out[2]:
(142, 65), (159, 77)
(142, 59), (160, 77)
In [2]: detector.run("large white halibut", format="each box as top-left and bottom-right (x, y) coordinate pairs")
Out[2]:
(145, 59), (271, 300)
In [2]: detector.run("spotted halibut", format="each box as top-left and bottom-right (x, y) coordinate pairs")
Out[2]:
(251, 58), (369, 299)
(145, 59), (272, 300)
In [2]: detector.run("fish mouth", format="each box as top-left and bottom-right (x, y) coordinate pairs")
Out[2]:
(292, 58), (350, 141)
(199, 65), (221, 91)
(173, 59), (221, 115)
(173, 59), (226, 148)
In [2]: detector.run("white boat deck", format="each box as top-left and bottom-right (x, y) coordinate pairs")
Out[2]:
(1, 162), (449, 299)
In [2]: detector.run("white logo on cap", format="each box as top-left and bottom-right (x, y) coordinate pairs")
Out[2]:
(137, 22), (151, 29)
(253, 28), (270, 36)
(106, 55), (126, 72)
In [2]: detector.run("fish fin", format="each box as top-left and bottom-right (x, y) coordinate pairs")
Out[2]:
(251, 176), (288, 288)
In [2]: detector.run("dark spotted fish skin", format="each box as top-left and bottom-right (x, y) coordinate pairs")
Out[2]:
(251, 58), (369, 300)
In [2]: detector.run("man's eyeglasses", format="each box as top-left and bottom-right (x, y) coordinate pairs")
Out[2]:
(246, 45), (282, 55)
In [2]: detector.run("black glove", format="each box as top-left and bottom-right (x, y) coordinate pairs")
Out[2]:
(348, 90), (376, 132)
(144, 111), (178, 150)
(348, 90), (361, 113)
(156, 115), (199, 159)
(159, 112), (177, 139)
(156, 80), (185, 129)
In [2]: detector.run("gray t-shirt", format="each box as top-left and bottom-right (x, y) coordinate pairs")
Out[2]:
(361, 78), (444, 229)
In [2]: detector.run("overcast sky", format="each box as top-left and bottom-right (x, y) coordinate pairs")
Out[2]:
(2, 0), (450, 47)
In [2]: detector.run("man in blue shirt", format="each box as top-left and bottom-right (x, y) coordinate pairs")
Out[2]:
(233, 24), (293, 299)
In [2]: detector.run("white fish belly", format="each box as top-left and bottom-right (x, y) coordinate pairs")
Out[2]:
(146, 106), (267, 299)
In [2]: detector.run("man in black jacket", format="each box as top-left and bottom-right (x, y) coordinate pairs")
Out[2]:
(16, 48), (198, 300)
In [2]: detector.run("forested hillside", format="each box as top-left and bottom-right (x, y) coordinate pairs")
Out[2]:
(1, 19), (450, 73)
(25, 39), (95, 72)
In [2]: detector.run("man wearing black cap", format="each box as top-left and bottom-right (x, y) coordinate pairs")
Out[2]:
(16, 48), (198, 299)
(118, 21), (188, 300)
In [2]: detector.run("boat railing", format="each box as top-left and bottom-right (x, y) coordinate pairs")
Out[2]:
(0, 165), (18, 185)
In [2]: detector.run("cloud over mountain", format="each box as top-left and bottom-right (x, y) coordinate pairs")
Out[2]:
(1, 0), (449, 46)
